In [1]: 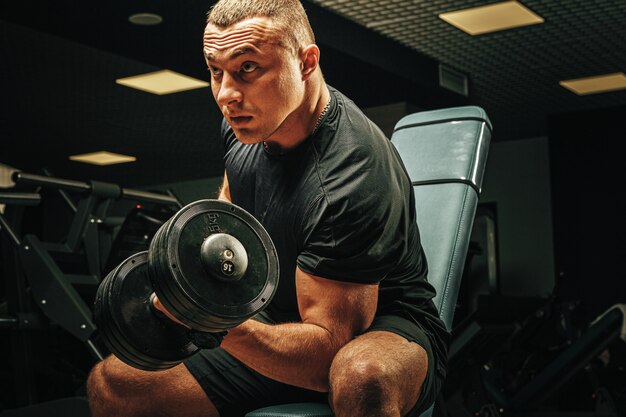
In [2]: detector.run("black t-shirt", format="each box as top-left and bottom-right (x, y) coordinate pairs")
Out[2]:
(223, 86), (448, 360)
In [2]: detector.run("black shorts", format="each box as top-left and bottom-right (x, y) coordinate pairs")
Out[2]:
(184, 314), (445, 417)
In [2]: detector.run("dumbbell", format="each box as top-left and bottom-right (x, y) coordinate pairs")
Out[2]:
(93, 199), (279, 371)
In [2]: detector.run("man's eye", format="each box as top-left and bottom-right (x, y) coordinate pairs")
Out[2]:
(209, 66), (223, 76)
(241, 62), (258, 73)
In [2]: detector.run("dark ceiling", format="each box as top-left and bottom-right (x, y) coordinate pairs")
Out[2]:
(1, 0), (625, 189)
(314, 0), (626, 144)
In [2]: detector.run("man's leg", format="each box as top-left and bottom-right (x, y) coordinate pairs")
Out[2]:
(329, 331), (430, 417)
(87, 355), (219, 417)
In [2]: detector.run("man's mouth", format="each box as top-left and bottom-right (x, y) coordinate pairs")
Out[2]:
(229, 116), (253, 126)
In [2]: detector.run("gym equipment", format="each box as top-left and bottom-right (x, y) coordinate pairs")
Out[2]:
(0, 191), (44, 407)
(480, 303), (625, 413)
(103, 202), (178, 273)
(0, 192), (41, 248)
(245, 105), (492, 417)
(439, 294), (626, 417)
(12, 172), (180, 206)
(94, 199), (279, 371)
(4, 171), (182, 347)
(443, 295), (548, 397)
(0, 171), (182, 406)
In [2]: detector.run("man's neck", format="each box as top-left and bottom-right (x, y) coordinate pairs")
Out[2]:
(262, 79), (330, 153)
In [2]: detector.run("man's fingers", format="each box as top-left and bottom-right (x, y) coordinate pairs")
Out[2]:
(152, 294), (191, 329)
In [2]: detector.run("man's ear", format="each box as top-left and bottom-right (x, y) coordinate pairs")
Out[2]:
(300, 44), (320, 81)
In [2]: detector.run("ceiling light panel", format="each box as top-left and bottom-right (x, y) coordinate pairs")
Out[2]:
(128, 13), (163, 26)
(69, 151), (136, 166)
(438, 1), (544, 35)
(560, 73), (626, 95)
(116, 70), (209, 95)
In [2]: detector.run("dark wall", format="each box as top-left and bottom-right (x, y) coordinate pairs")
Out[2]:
(479, 137), (555, 298)
(548, 104), (626, 320)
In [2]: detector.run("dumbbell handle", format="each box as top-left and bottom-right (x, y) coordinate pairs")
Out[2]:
(149, 292), (226, 349)
(149, 293), (190, 329)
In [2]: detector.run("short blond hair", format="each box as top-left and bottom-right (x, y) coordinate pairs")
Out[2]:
(207, 0), (316, 54)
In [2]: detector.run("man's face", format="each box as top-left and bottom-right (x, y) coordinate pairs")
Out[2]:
(203, 17), (305, 144)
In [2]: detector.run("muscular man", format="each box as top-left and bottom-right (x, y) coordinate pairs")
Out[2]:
(87, 1), (448, 416)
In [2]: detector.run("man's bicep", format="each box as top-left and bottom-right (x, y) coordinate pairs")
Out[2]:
(295, 267), (378, 345)
(218, 170), (231, 202)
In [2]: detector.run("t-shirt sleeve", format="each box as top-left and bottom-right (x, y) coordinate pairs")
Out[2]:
(296, 176), (410, 284)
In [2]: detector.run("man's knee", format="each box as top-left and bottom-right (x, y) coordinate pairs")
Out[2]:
(87, 357), (133, 414)
(87, 356), (160, 416)
(329, 348), (399, 415)
(87, 355), (219, 417)
(328, 332), (429, 417)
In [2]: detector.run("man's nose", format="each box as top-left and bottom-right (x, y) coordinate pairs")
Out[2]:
(216, 73), (242, 108)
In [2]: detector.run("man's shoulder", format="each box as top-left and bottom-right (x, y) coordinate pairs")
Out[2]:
(327, 87), (389, 151)
(320, 87), (396, 174)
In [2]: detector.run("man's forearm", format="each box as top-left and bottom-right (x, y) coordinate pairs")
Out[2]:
(220, 319), (342, 392)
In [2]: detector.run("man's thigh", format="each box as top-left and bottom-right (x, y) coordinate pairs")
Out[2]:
(184, 347), (327, 416)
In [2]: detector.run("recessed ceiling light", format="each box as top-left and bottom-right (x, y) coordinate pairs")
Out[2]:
(129, 13), (163, 26)
(69, 151), (136, 166)
(116, 69), (209, 95)
(439, 1), (544, 36)
(559, 72), (626, 95)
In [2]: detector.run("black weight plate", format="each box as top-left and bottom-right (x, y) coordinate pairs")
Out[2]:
(95, 267), (162, 371)
(176, 201), (279, 328)
(94, 251), (198, 371)
(148, 218), (193, 327)
(95, 254), (184, 371)
(150, 199), (279, 332)
(99, 252), (197, 370)
(150, 212), (230, 331)
(101, 258), (174, 371)
(148, 219), (170, 298)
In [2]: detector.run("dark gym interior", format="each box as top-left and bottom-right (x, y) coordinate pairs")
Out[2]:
(1, 1), (626, 416)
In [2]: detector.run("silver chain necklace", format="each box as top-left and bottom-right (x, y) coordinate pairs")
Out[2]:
(312, 97), (331, 135)
(263, 97), (331, 152)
